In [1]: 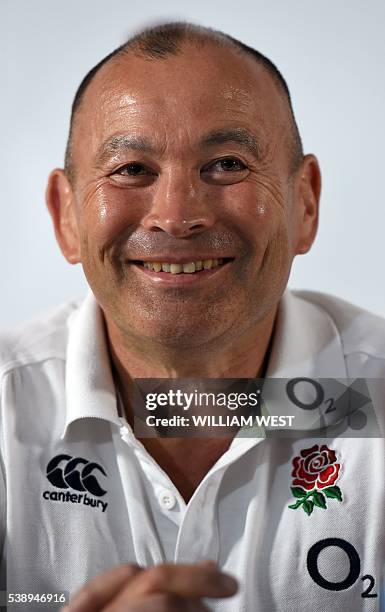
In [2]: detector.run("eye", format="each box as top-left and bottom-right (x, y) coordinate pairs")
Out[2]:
(109, 162), (156, 186)
(210, 157), (247, 172)
(201, 156), (249, 185)
(114, 162), (148, 176)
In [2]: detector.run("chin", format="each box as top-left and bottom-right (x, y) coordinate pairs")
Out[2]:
(136, 320), (220, 349)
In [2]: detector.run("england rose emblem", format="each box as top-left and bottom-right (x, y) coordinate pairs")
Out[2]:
(288, 444), (343, 516)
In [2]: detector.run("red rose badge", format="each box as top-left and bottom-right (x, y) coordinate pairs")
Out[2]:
(288, 444), (343, 516)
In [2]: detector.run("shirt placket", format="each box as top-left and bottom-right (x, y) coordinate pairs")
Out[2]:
(111, 420), (167, 567)
(174, 437), (264, 564)
(113, 417), (264, 568)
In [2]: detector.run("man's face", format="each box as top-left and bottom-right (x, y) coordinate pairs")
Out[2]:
(54, 43), (318, 348)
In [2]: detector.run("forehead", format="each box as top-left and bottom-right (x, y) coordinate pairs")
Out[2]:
(75, 42), (286, 151)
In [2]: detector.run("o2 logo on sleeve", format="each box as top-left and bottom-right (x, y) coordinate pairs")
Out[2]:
(307, 538), (377, 598)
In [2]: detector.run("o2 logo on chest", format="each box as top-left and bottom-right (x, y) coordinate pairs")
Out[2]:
(307, 538), (377, 598)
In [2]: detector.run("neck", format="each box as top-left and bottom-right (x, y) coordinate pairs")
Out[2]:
(105, 308), (277, 383)
(104, 309), (277, 503)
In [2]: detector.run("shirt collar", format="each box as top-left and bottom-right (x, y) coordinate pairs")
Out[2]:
(61, 288), (348, 439)
(61, 290), (122, 439)
(266, 289), (347, 379)
(261, 289), (349, 434)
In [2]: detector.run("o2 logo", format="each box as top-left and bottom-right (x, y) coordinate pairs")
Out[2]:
(286, 378), (336, 413)
(307, 538), (377, 598)
(286, 377), (371, 431)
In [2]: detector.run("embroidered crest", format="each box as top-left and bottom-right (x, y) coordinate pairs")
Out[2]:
(288, 444), (343, 516)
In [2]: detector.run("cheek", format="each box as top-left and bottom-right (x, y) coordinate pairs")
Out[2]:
(223, 181), (286, 254)
(79, 184), (148, 251)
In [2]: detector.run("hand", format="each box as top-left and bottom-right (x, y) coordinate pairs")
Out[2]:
(62, 560), (238, 611)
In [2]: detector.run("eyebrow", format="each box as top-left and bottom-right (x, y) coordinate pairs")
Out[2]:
(95, 135), (156, 166)
(199, 128), (262, 161)
(95, 127), (262, 166)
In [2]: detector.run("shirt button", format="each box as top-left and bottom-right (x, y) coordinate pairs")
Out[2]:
(158, 490), (176, 510)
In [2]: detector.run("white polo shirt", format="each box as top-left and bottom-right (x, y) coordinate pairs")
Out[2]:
(1, 288), (385, 611)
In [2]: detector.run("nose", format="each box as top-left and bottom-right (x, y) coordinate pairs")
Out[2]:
(141, 169), (216, 238)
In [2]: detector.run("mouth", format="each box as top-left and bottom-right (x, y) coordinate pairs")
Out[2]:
(132, 257), (232, 273)
(129, 257), (234, 283)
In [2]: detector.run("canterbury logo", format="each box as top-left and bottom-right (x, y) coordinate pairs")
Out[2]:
(46, 454), (107, 497)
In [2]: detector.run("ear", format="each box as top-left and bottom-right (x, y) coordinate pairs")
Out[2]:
(293, 154), (321, 255)
(45, 169), (81, 264)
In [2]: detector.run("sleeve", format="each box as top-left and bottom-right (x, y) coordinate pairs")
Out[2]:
(0, 454), (5, 559)
(0, 375), (6, 593)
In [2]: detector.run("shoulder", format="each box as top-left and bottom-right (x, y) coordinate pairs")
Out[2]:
(0, 299), (81, 380)
(290, 289), (385, 361)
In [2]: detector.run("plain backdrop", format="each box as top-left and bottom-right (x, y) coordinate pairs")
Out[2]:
(2, 0), (385, 329)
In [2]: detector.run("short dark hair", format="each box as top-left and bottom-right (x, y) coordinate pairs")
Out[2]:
(64, 21), (303, 182)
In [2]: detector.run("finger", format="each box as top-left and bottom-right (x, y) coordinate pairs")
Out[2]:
(105, 593), (211, 612)
(196, 560), (218, 569)
(113, 562), (238, 600)
(182, 597), (211, 612)
(63, 563), (143, 612)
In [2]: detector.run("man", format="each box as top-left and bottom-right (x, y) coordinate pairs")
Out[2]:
(1, 21), (384, 612)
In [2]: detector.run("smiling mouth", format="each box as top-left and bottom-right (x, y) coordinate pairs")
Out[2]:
(131, 258), (233, 274)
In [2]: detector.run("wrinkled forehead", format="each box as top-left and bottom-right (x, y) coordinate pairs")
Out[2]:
(73, 43), (287, 154)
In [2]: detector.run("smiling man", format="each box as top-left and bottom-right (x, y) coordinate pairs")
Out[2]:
(1, 21), (385, 612)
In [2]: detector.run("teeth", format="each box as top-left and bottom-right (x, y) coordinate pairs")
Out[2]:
(183, 262), (196, 273)
(170, 263), (183, 274)
(142, 259), (225, 273)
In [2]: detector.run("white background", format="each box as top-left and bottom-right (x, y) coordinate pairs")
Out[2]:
(2, 0), (385, 328)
